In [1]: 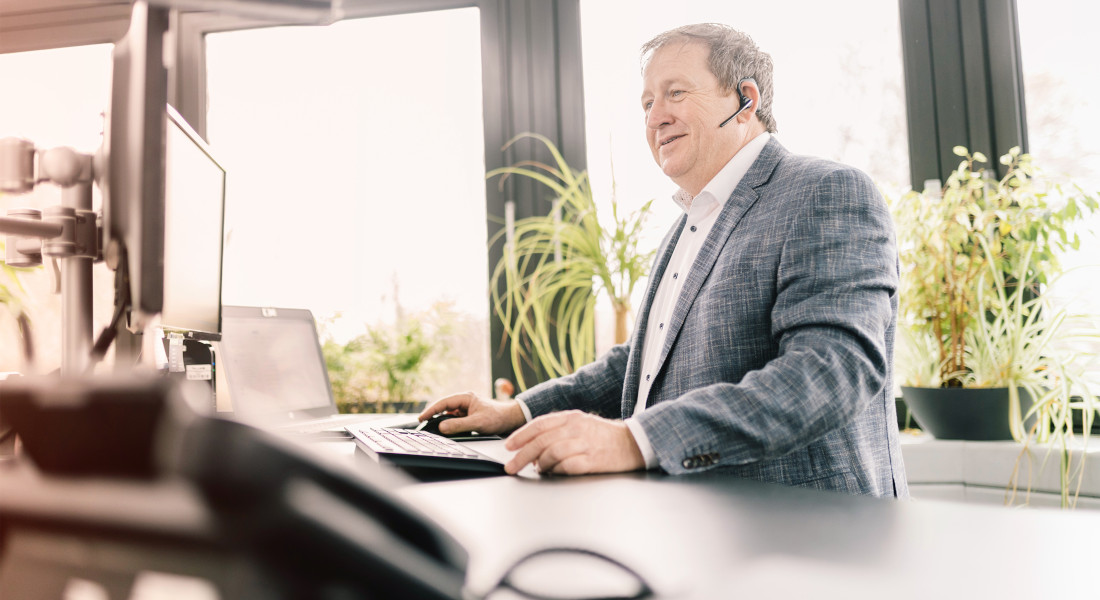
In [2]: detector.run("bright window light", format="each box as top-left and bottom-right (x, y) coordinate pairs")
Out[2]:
(206, 8), (490, 397)
(1018, 0), (1100, 386)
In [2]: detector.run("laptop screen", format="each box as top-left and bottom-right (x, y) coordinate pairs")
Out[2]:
(218, 306), (337, 422)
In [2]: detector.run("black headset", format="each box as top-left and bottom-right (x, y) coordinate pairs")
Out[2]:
(718, 77), (756, 128)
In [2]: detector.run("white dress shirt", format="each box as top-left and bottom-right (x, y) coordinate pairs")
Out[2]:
(515, 132), (772, 470)
(624, 132), (771, 468)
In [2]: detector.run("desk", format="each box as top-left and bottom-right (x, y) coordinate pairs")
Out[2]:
(395, 470), (1100, 599)
(303, 431), (1100, 599)
(5, 416), (1100, 600)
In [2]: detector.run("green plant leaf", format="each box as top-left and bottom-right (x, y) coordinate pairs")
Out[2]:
(488, 133), (655, 390)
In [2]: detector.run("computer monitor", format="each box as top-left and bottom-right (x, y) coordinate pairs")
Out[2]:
(159, 106), (226, 341)
(104, 5), (225, 343)
(103, 3), (169, 329)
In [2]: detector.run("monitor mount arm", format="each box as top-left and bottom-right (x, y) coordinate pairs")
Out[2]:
(0, 139), (102, 375)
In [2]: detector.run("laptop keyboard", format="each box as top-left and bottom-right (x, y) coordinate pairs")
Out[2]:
(348, 426), (506, 474)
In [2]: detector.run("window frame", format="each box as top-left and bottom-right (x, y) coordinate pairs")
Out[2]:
(899, 0), (1027, 187)
(0, 3), (131, 54)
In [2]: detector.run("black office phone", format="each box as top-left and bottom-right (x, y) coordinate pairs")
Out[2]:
(0, 375), (467, 599)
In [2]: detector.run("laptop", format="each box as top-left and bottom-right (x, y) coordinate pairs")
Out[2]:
(217, 306), (415, 436)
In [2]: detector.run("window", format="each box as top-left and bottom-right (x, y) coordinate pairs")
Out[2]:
(579, 0), (908, 352)
(0, 44), (114, 373)
(205, 8), (490, 399)
(1018, 0), (1100, 318)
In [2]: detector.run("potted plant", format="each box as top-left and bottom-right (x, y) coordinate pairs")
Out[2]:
(321, 309), (453, 414)
(975, 239), (1100, 506)
(0, 239), (34, 369)
(488, 133), (655, 390)
(0, 235), (34, 456)
(889, 146), (1099, 449)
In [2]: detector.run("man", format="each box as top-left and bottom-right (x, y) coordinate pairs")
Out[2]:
(420, 23), (908, 498)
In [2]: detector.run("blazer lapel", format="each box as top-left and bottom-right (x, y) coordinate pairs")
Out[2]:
(647, 138), (787, 402)
(621, 216), (685, 415)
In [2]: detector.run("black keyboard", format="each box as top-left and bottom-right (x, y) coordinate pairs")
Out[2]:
(347, 426), (506, 474)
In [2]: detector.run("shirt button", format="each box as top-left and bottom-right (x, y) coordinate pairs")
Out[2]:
(672, 272), (679, 279)
(690, 225), (697, 232)
(645, 374), (651, 381)
(659, 323), (664, 329)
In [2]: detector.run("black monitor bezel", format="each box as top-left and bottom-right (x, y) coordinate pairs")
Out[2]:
(105, 4), (169, 329)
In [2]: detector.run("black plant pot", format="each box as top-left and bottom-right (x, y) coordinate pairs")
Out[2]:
(1072, 401), (1100, 435)
(901, 386), (1035, 441)
(895, 398), (921, 431)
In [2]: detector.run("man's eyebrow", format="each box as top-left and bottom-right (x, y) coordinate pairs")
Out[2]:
(641, 78), (688, 101)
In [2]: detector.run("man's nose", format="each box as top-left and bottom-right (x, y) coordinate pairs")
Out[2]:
(646, 99), (670, 129)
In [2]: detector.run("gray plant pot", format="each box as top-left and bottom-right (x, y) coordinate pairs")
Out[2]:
(901, 386), (1035, 441)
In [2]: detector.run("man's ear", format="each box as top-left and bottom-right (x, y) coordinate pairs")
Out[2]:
(737, 79), (761, 120)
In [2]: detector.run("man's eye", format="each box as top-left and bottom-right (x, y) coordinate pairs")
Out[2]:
(644, 100), (653, 110)
(670, 90), (684, 98)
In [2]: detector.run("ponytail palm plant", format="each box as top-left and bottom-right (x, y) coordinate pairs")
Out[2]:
(968, 239), (1100, 506)
(489, 133), (655, 390)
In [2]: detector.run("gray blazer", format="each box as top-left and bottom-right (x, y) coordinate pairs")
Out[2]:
(520, 138), (908, 498)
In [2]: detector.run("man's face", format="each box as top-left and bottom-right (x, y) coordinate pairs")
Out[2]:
(641, 41), (741, 196)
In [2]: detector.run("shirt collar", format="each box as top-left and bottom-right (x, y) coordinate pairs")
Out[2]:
(672, 132), (771, 213)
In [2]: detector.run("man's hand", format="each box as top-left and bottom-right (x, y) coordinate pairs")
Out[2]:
(504, 410), (645, 476)
(418, 392), (526, 436)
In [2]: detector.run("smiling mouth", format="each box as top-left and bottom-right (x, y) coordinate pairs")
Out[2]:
(660, 135), (685, 147)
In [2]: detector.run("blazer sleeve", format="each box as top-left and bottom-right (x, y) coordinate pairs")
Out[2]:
(636, 168), (898, 474)
(516, 343), (630, 419)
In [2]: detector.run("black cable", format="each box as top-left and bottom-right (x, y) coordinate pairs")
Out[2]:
(3, 318), (28, 453)
(86, 253), (130, 371)
(489, 546), (654, 600)
(87, 298), (126, 366)
(16, 312), (33, 366)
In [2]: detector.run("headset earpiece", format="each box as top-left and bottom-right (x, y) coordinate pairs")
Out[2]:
(738, 88), (751, 110)
(718, 77), (757, 128)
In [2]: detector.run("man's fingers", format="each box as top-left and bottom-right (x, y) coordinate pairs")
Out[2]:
(536, 438), (586, 473)
(503, 412), (643, 476)
(549, 455), (591, 475)
(505, 417), (589, 474)
(437, 415), (480, 435)
(505, 436), (548, 474)
(505, 426), (563, 474)
(505, 410), (575, 450)
(418, 392), (477, 421)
